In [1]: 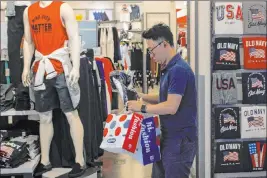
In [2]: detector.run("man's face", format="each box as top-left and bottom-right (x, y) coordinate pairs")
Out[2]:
(146, 39), (167, 64)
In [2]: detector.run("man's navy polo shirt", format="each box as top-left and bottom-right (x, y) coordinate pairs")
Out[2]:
(159, 54), (197, 140)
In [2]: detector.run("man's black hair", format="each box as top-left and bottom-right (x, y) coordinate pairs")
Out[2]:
(142, 23), (174, 47)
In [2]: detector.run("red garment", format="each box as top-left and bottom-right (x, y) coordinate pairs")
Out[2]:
(243, 37), (267, 70)
(28, 1), (68, 74)
(95, 57), (114, 101)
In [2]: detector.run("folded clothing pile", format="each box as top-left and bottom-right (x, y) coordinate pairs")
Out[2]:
(0, 84), (15, 112)
(0, 135), (40, 168)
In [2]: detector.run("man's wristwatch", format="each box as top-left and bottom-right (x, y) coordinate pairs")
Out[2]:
(141, 104), (147, 113)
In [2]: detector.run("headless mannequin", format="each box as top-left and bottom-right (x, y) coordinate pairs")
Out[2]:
(22, 1), (85, 169)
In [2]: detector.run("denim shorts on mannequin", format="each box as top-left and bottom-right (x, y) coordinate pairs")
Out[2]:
(33, 74), (74, 113)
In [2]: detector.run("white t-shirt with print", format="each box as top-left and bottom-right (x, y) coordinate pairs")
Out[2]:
(120, 5), (132, 22)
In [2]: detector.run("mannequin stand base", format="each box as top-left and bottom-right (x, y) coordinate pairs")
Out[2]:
(42, 167), (98, 178)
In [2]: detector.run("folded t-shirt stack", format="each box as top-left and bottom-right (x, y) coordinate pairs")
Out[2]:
(0, 135), (40, 168)
(0, 84), (15, 112)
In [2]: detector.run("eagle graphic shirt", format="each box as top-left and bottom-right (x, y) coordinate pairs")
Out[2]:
(243, 140), (266, 172)
(215, 142), (243, 173)
(213, 37), (241, 70)
(214, 2), (243, 34)
(215, 107), (240, 139)
(242, 72), (266, 104)
(243, 2), (267, 34)
(212, 72), (238, 105)
(241, 106), (266, 139)
(242, 37), (267, 69)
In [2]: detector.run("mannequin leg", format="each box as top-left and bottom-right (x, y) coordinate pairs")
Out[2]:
(39, 111), (54, 165)
(64, 110), (85, 166)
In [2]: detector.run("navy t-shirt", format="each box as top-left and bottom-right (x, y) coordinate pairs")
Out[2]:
(159, 54), (197, 140)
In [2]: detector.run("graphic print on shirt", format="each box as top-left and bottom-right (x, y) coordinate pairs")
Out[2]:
(215, 107), (240, 139)
(213, 38), (241, 70)
(243, 141), (267, 172)
(243, 2), (267, 34)
(215, 142), (242, 173)
(214, 2), (243, 34)
(242, 72), (266, 104)
(242, 37), (267, 69)
(30, 14), (53, 33)
(241, 106), (266, 139)
(212, 72), (238, 104)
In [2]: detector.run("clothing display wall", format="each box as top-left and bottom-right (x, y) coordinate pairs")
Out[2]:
(211, 1), (267, 176)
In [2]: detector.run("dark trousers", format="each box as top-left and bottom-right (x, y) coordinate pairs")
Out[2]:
(152, 136), (197, 178)
(7, 6), (27, 87)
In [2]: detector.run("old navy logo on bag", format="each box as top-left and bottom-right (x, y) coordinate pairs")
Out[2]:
(141, 117), (161, 165)
(107, 138), (116, 143)
(123, 113), (144, 153)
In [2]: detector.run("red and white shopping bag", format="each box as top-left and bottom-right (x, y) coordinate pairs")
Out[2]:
(100, 113), (144, 154)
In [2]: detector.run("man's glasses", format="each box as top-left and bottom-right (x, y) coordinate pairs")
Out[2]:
(148, 41), (163, 55)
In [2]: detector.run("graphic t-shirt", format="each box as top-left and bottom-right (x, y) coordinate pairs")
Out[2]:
(214, 2), (243, 34)
(213, 38), (241, 70)
(215, 142), (243, 173)
(243, 140), (267, 172)
(215, 107), (240, 139)
(243, 2), (267, 34)
(241, 106), (266, 138)
(212, 72), (238, 105)
(242, 72), (266, 104)
(242, 37), (267, 69)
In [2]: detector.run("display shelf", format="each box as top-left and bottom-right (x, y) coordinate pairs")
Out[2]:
(0, 155), (40, 176)
(0, 109), (38, 116)
(214, 171), (266, 178)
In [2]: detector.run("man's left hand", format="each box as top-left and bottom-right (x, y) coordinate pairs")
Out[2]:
(127, 100), (143, 112)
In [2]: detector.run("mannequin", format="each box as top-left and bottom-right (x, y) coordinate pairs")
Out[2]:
(22, 1), (86, 177)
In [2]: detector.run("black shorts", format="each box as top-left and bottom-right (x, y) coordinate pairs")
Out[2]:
(34, 74), (74, 113)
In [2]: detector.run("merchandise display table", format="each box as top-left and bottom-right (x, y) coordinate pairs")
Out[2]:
(42, 167), (99, 178)
(215, 171), (267, 178)
(0, 155), (40, 178)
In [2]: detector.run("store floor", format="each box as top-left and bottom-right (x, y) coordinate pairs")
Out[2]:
(99, 151), (152, 178)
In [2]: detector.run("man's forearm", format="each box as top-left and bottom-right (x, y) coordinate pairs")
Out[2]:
(141, 93), (159, 104)
(146, 102), (176, 115)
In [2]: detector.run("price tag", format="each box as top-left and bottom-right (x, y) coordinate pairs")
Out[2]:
(5, 68), (10, 76)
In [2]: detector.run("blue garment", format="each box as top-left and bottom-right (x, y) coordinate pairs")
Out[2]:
(159, 54), (197, 141)
(130, 5), (140, 20)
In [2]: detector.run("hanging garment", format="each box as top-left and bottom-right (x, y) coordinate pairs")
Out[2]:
(7, 5), (26, 86)
(106, 27), (114, 63)
(100, 28), (107, 56)
(243, 1), (267, 34)
(215, 142), (243, 173)
(212, 72), (238, 105)
(214, 2), (243, 34)
(112, 27), (121, 63)
(214, 107), (240, 139)
(213, 37), (241, 70)
(240, 106), (266, 139)
(121, 45), (131, 69)
(130, 5), (140, 20)
(242, 36), (267, 70)
(242, 140), (267, 172)
(242, 72), (266, 104)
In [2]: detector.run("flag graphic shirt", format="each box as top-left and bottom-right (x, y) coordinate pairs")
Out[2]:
(242, 72), (266, 104)
(214, 2), (243, 34)
(243, 2), (267, 34)
(242, 37), (267, 69)
(243, 141), (266, 172)
(215, 142), (242, 173)
(215, 107), (240, 139)
(213, 38), (241, 70)
(241, 106), (266, 139)
(212, 72), (238, 105)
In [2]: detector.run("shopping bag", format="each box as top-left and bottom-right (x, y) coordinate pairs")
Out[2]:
(127, 116), (161, 165)
(100, 113), (144, 154)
